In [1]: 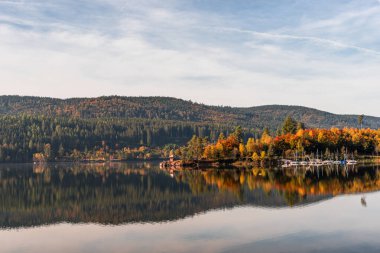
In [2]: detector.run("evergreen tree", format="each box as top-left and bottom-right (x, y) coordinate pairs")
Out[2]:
(358, 114), (364, 129)
(297, 122), (305, 130)
(232, 126), (243, 143)
(282, 116), (297, 134)
(58, 144), (65, 157)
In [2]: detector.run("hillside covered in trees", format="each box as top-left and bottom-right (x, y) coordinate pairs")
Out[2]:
(0, 95), (379, 162)
(1, 95), (379, 130)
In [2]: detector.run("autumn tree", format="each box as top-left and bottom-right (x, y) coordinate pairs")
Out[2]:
(246, 138), (255, 155)
(252, 152), (260, 161)
(44, 144), (51, 160)
(239, 143), (246, 158)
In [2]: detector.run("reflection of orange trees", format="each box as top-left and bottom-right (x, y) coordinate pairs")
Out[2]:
(33, 164), (47, 174)
(33, 164), (51, 183)
(249, 169), (380, 197)
(175, 167), (380, 202)
(178, 170), (243, 197)
(204, 170), (242, 195)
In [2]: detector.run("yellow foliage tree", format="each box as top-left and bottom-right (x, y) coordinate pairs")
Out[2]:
(239, 143), (246, 158)
(252, 152), (260, 161)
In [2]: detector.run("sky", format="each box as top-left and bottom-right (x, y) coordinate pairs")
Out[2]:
(0, 0), (380, 115)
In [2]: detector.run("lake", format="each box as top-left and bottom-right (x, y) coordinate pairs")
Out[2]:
(0, 162), (379, 253)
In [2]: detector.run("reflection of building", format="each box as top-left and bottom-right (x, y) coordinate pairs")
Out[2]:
(33, 164), (47, 174)
(33, 164), (51, 183)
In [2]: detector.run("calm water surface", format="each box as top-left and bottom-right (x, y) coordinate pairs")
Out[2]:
(0, 162), (379, 253)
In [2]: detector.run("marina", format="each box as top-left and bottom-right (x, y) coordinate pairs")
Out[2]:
(282, 151), (358, 168)
(282, 159), (357, 167)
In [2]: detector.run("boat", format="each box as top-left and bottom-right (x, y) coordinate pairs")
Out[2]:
(309, 151), (324, 166)
(346, 152), (358, 165)
(282, 159), (292, 167)
(322, 160), (333, 165)
(309, 159), (323, 166)
(290, 152), (300, 166)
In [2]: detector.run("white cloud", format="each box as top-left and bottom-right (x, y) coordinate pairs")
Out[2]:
(215, 27), (380, 56)
(0, 0), (380, 116)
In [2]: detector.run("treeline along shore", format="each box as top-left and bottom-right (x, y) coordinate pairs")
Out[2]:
(0, 114), (380, 164)
(0, 95), (379, 164)
(163, 117), (380, 168)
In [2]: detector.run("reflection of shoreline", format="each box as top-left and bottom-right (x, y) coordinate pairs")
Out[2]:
(166, 164), (380, 196)
(163, 164), (380, 209)
(0, 163), (379, 229)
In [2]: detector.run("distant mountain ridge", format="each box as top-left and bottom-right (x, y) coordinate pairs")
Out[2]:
(0, 95), (379, 130)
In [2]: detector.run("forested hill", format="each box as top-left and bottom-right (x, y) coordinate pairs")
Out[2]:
(0, 95), (379, 162)
(0, 95), (379, 130)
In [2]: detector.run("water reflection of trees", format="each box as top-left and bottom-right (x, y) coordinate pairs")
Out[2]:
(0, 163), (379, 229)
(172, 165), (380, 206)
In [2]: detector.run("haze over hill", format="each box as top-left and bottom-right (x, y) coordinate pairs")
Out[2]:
(0, 95), (378, 130)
